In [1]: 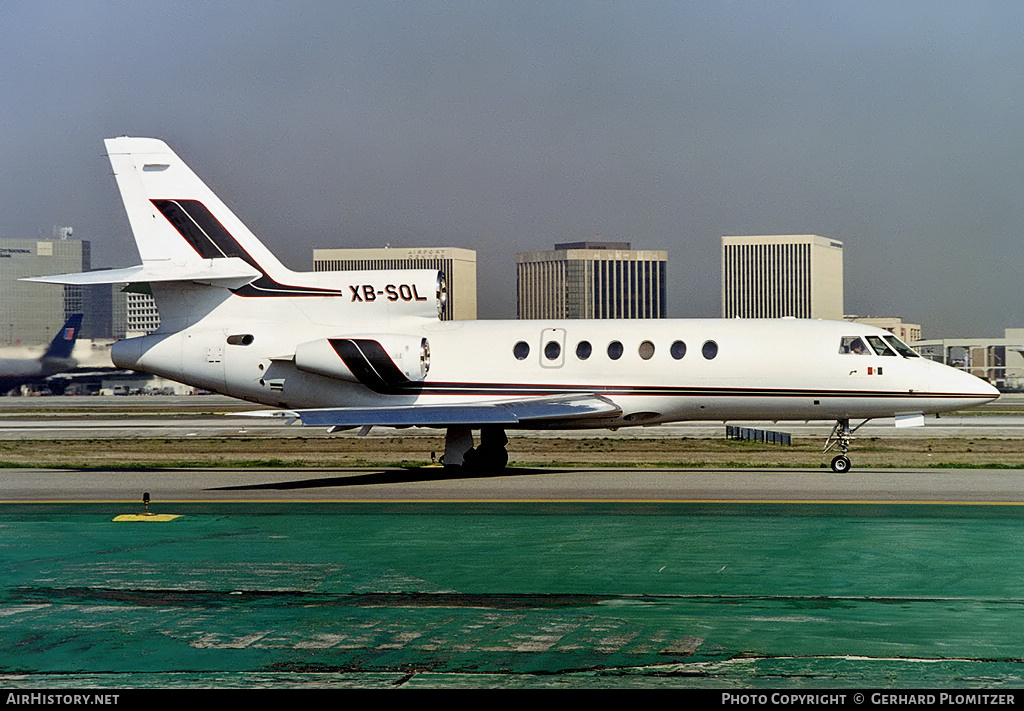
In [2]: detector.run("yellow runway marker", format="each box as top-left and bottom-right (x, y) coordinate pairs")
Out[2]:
(110, 492), (182, 521)
(113, 513), (182, 522)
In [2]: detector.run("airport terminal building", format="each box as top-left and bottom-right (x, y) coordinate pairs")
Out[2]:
(916, 329), (1024, 392)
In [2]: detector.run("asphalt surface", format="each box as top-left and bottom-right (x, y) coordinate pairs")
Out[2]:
(1, 393), (1024, 505)
(5, 466), (1024, 505)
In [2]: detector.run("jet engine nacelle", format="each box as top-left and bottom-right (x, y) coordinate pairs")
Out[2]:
(293, 335), (430, 386)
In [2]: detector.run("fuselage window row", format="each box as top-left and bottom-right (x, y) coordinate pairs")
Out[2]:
(514, 339), (720, 362)
(522, 334), (917, 363)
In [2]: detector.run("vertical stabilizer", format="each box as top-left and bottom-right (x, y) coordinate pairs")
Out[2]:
(41, 313), (82, 361)
(104, 137), (290, 278)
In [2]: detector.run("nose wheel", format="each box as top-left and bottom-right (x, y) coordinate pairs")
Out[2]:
(830, 454), (851, 473)
(823, 419), (870, 473)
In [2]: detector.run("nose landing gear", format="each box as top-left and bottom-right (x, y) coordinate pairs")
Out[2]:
(823, 418), (871, 473)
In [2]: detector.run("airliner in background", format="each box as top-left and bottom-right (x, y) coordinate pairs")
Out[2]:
(0, 314), (83, 394)
(27, 138), (999, 473)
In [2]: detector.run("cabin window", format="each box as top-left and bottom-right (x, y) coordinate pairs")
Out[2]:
(226, 334), (254, 346)
(513, 341), (530, 360)
(839, 337), (870, 355)
(866, 335), (897, 356)
(702, 340), (718, 360)
(576, 341), (592, 360)
(639, 341), (655, 360)
(607, 341), (624, 360)
(670, 340), (686, 359)
(884, 335), (920, 358)
(544, 340), (561, 360)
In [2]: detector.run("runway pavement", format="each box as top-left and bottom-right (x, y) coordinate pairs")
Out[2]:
(5, 466), (1024, 505)
(1, 394), (1024, 505)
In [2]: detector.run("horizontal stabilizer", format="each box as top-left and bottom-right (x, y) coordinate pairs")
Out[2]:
(240, 394), (622, 428)
(23, 258), (261, 289)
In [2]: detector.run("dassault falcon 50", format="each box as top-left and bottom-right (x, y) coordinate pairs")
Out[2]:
(28, 138), (999, 472)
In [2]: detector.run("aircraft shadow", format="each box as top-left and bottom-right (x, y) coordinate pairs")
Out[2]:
(210, 466), (566, 491)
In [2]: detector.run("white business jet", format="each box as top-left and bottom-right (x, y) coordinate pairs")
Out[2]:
(29, 138), (999, 473)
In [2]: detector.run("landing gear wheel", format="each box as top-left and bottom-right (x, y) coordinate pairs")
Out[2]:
(830, 455), (851, 473)
(823, 418), (870, 474)
(472, 445), (509, 472)
(475, 425), (509, 472)
(451, 426), (510, 473)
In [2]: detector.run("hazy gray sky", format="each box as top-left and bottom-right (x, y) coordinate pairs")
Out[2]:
(3, 1), (1024, 336)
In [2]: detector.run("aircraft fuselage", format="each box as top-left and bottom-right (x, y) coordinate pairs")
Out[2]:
(112, 313), (995, 428)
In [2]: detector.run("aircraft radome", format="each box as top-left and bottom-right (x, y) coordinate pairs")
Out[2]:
(27, 138), (1000, 473)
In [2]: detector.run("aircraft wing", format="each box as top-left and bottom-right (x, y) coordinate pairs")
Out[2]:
(240, 394), (622, 428)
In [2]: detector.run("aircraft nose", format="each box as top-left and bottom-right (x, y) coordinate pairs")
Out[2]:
(938, 365), (1000, 403)
(979, 378), (1001, 400)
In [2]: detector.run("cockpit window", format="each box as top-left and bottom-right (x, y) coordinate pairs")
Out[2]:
(866, 335), (897, 356)
(883, 335), (921, 358)
(840, 337), (870, 355)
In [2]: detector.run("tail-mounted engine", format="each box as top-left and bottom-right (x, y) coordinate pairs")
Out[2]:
(293, 335), (430, 391)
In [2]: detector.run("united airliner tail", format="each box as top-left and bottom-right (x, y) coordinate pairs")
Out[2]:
(41, 313), (83, 362)
(0, 313), (83, 394)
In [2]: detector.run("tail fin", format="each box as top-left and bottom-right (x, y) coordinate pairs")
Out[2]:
(26, 138), (345, 322)
(104, 137), (290, 278)
(41, 313), (82, 360)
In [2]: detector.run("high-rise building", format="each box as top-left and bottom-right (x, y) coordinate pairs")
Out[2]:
(123, 291), (161, 337)
(516, 242), (668, 319)
(721, 235), (843, 319)
(0, 235), (90, 344)
(313, 247), (477, 320)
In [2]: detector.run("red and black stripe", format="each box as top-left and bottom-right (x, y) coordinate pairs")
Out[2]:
(152, 198), (341, 297)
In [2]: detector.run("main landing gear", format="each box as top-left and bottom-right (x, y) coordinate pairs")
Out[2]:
(823, 418), (871, 473)
(442, 425), (509, 472)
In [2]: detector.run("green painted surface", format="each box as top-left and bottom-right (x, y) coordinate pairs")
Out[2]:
(3, 503), (1024, 687)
